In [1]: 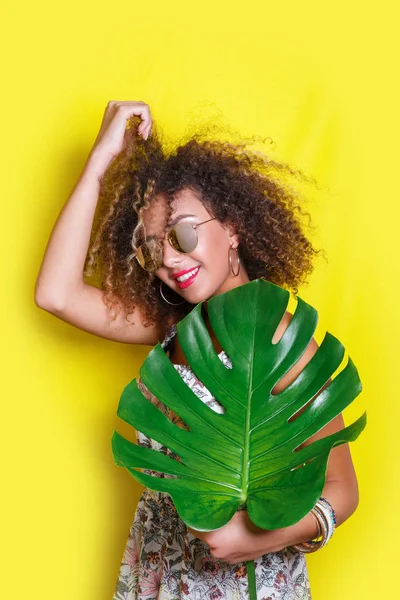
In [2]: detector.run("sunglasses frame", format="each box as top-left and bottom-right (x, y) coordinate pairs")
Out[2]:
(136, 215), (217, 272)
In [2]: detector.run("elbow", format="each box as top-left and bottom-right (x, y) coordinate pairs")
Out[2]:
(337, 477), (360, 526)
(340, 493), (359, 529)
(34, 285), (66, 314)
(347, 468), (360, 518)
(348, 481), (360, 518)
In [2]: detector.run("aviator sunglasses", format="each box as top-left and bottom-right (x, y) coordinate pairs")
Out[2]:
(135, 215), (217, 272)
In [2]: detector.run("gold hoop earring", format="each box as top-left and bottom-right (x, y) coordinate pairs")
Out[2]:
(159, 280), (186, 306)
(229, 246), (241, 277)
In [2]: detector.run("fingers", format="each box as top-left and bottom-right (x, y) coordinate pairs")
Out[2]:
(108, 100), (152, 139)
(89, 100), (153, 170)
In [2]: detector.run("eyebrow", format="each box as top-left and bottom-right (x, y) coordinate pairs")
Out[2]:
(144, 214), (197, 240)
(168, 213), (197, 227)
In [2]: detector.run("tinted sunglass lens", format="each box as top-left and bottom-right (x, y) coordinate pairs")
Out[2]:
(169, 223), (198, 253)
(136, 240), (162, 271)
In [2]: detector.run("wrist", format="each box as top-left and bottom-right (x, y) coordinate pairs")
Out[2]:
(84, 147), (115, 182)
(275, 511), (321, 550)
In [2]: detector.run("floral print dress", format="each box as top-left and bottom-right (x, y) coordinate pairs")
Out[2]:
(112, 325), (312, 600)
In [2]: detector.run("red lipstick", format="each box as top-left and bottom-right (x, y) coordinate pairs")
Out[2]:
(174, 266), (200, 289)
(172, 267), (199, 279)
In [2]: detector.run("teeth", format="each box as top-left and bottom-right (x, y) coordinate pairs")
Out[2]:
(177, 267), (199, 283)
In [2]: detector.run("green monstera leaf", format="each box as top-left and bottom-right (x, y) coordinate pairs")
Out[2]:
(112, 279), (366, 533)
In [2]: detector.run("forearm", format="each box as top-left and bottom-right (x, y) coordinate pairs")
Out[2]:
(266, 481), (358, 554)
(197, 478), (359, 564)
(279, 478), (359, 548)
(35, 151), (108, 309)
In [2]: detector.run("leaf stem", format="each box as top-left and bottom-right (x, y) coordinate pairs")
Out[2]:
(246, 559), (257, 599)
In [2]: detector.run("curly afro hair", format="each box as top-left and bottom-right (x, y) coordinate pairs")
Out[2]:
(85, 115), (324, 341)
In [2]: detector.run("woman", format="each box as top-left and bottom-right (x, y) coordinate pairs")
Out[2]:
(35, 101), (360, 599)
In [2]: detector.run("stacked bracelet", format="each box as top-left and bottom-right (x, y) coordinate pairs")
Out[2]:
(289, 497), (337, 554)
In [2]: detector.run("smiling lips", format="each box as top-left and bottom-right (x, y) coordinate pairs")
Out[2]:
(174, 266), (200, 289)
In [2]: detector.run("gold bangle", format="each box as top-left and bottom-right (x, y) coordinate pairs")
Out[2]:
(289, 508), (328, 553)
(310, 509), (322, 540)
(312, 504), (330, 548)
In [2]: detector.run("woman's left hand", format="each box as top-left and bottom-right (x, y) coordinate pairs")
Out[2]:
(187, 510), (285, 564)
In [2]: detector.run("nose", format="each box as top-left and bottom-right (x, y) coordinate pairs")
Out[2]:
(161, 238), (184, 268)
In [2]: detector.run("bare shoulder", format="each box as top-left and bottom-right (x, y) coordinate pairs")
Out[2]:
(270, 309), (354, 484)
(271, 310), (294, 344)
(273, 309), (318, 350)
(271, 310), (319, 394)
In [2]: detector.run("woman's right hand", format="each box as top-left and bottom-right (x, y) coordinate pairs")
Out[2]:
(87, 100), (153, 176)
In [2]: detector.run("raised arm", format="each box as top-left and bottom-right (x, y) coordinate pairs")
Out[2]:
(34, 101), (160, 345)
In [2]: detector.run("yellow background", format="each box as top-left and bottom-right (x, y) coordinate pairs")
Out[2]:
(2, 1), (398, 598)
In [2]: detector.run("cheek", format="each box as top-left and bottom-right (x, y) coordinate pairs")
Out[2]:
(195, 229), (230, 267)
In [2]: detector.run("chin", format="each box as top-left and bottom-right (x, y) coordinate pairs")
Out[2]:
(184, 293), (206, 305)
(182, 288), (211, 305)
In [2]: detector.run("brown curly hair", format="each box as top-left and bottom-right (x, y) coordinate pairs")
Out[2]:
(84, 116), (324, 341)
